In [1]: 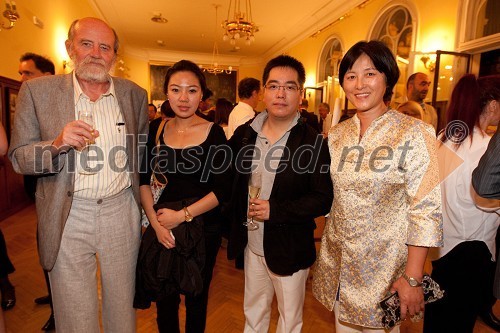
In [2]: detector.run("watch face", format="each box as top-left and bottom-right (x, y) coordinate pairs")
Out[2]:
(409, 279), (418, 287)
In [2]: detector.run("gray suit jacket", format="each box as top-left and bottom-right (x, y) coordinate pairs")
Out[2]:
(472, 129), (500, 298)
(8, 73), (149, 270)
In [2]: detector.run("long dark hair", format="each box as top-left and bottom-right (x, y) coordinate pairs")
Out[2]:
(441, 74), (500, 146)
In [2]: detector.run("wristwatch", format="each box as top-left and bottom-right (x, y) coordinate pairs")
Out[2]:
(402, 273), (423, 287)
(183, 207), (193, 222)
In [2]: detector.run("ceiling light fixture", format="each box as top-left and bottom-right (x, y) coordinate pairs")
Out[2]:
(151, 13), (168, 24)
(1, 0), (19, 31)
(203, 5), (233, 75)
(222, 0), (258, 46)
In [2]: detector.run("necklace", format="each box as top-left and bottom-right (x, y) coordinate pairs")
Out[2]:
(172, 120), (195, 134)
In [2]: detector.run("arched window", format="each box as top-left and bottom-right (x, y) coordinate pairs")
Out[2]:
(372, 6), (413, 60)
(476, 0), (500, 38)
(318, 38), (343, 82)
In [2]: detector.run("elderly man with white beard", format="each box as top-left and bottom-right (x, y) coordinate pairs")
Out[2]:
(8, 17), (148, 332)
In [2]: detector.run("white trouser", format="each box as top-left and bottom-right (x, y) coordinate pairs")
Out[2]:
(243, 247), (309, 333)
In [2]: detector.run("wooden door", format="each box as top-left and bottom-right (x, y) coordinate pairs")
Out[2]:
(0, 76), (31, 221)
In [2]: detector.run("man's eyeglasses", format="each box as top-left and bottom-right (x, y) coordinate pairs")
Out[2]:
(264, 84), (301, 93)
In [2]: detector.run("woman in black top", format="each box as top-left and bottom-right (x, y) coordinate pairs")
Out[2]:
(138, 60), (230, 333)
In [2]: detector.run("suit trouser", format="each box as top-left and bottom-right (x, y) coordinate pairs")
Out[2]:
(49, 188), (141, 333)
(0, 230), (14, 278)
(423, 240), (496, 333)
(243, 247), (309, 333)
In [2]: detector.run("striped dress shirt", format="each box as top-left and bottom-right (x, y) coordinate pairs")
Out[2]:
(72, 73), (131, 199)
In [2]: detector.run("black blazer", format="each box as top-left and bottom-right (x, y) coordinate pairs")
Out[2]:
(227, 118), (333, 275)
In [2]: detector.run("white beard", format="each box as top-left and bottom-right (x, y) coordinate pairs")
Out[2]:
(74, 57), (112, 83)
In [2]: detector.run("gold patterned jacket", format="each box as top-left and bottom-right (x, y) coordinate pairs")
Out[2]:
(313, 110), (443, 328)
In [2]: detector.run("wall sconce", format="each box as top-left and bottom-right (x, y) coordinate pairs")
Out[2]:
(1, 1), (19, 30)
(420, 55), (436, 72)
(116, 59), (130, 77)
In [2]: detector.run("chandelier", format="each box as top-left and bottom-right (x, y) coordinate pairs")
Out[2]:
(202, 42), (233, 75)
(222, 0), (258, 45)
(202, 5), (233, 75)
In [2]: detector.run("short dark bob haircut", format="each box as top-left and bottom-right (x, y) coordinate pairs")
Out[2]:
(163, 60), (207, 97)
(339, 40), (400, 102)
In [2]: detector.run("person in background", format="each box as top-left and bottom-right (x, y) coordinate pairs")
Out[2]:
(226, 77), (262, 268)
(227, 77), (260, 138)
(397, 100), (423, 120)
(0, 122), (7, 332)
(473, 121), (500, 331)
(0, 120), (15, 314)
(299, 98), (320, 132)
(313, 40), (442, 332)
(148, 103), (158, 122)
(214, 98), (233, 139)
(18, 52), (55, 82)
(19, 53), (56, 201)
(8, 17), (148, 332)
(406, 72), (438, 130)
(228, 55), (333, 333)
(318, 102), (332, 138)
(424, 74), (500, 332)
(17, 52), (57, 330)
(198, 88), (215, 121)
(136, 59), (230, 333)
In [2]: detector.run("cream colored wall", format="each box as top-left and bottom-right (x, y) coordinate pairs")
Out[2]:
(119, 54), (149, 92)
(282, 0), (460, 112)
(0, 0), (98, 80)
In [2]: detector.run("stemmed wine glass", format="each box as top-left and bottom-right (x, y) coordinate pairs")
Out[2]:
(245, 171), (261, 231)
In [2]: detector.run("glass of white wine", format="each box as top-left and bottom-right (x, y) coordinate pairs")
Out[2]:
(78, 109), (95, 146)
(245, 171), (261, 231)
(77, 109), (97, 175)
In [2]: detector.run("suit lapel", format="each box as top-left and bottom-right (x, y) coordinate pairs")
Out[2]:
(57, 74), (77, 127)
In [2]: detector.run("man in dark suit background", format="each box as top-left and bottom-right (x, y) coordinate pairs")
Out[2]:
(300, 98), (320, 132)
(18, 52), (57, 331)
(9, 17), (148, 332)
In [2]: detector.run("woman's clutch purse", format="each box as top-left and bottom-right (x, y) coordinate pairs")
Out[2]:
(379, 274), (444, 329)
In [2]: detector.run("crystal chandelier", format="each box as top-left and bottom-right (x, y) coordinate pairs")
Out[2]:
(202, 5), (233, 75)
(222, 0), (258, 46)
(202, 42), (233, 75)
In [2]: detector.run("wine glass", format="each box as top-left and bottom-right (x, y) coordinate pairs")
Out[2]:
(245, 171), (261, 231)
(78, 109), (95, 146)
(77, 109), (97, 175)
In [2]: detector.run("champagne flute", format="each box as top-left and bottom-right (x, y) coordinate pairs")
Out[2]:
(245, 171), (261, 231)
